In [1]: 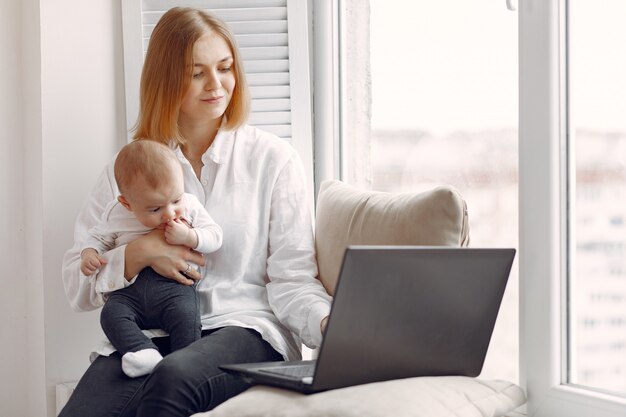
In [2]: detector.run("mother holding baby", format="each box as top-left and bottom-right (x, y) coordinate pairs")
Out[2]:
(60, 7), (331, 417)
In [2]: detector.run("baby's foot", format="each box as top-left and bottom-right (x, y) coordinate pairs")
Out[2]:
(121, 348), (163, 377)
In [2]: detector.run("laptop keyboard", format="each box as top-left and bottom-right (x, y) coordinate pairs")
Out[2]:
(258, 363), (316, 378)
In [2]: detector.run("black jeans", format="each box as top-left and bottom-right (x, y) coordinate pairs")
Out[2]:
(100, 267), (200, 354)
(59, 326), (284, 417)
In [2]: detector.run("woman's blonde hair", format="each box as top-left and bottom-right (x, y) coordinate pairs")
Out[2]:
(133, 7), (250, 145)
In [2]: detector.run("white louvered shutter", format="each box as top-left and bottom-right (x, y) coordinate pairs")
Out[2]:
(121, 0), (314, 191)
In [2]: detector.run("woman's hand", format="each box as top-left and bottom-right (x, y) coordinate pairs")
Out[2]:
(124, 228), (205, 285)
(321, 316), (330, 334)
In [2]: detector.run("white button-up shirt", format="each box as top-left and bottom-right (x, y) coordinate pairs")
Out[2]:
(62, 125), (332, 360)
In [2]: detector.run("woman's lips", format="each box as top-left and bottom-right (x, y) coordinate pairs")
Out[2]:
(202, 96), (223, 104)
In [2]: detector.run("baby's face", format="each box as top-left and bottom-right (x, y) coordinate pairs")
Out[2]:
(122, 175), (186, 230)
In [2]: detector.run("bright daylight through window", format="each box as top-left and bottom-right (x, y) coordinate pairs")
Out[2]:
(339, 0), (519, 382)
(568, 0), (626, 395)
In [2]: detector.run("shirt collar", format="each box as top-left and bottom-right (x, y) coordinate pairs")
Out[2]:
(174, 119), (235, 166)
(206, 127), (234, 165)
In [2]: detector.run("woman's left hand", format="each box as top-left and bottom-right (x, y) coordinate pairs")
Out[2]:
(321, 316), (330, 334)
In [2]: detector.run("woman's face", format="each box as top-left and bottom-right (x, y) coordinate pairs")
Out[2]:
(180, 32), (236, 124)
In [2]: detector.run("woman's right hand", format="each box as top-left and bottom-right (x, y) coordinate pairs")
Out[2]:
(124, 228), (205, 285)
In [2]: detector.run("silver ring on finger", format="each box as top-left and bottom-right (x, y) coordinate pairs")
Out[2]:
(183, 263), (192, 274)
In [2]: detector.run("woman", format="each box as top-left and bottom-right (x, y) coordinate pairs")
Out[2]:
(60, 7), (331, 417)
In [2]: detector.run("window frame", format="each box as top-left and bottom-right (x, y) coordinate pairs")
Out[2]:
(312, 0), (341, 195)
(520, 0), (626, 415)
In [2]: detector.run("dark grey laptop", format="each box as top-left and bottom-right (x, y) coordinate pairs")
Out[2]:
(220, 246), (516, 394)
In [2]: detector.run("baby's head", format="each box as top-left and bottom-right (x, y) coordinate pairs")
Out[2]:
(114, 140), (186, 229)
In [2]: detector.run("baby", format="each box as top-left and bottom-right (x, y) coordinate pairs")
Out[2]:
(80, 140), (222, 377)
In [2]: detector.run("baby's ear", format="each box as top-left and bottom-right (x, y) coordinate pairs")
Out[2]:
(117, 195), (132, 211)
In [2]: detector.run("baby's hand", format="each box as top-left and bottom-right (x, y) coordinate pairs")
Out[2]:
(164, 218), (197, 248)
(80, 248), (107, 276)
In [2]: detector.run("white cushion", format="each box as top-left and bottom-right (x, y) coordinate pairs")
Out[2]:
(194, 376), (525, 417)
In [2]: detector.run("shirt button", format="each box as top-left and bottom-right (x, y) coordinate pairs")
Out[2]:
(201, 179), (208, 186)
(108, 282), (115, 289)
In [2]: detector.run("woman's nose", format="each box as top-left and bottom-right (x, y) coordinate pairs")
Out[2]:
(204, 71), (220, 91)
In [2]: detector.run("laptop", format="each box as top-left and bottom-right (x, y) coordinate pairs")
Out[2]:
(220, 246), (516, 394)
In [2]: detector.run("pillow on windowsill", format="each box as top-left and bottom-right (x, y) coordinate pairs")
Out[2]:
(315, 180), (470, 295)
(194, 376), (526, 417)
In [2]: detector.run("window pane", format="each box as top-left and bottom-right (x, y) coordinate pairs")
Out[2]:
(568, 0), (626, 395)
(340, 0), (518, 382)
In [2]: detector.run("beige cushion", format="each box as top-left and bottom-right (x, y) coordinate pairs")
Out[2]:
(196, 376), (525, 417)
(315, 180), (469, 295)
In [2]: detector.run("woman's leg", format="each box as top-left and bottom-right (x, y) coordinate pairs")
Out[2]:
(137, 327), (284, 417)
(58, 336), (171, 417)
(57, 353), (146, 417)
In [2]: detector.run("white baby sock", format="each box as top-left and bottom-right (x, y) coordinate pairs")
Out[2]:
(121, 348), (163, 378)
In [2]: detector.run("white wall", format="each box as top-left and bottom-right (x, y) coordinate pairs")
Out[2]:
(0, 0), (29, 416)
(39, 0), (127, 415)
(23, 0), (47, 415)
(0, 1), (127, 416)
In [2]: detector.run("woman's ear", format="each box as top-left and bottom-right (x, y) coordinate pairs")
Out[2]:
(117, 195), (132, 211)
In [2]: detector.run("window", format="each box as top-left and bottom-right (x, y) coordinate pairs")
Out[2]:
(320, 0), (626, 414)
(521, 0), (626, 415)
(316, 1), (626, 413)
(568, 0), (626, 396)
(336, 0), (519, 382)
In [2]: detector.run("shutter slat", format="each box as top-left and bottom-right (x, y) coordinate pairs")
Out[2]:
(256, 124), (291, 138)
(142, 8), (287, 24)
(243, 60), (289, 73)
(143, 20), (287, 38)
(248, 73), (290, 86)
(236, 33), (287, 47)
(227, 20), (288, 34)
(143, 34), (288, 50)
(251, 98), (291, 112)
(248, 111), (291, 125)
(250, 85), (290, 99)
(142, 0), (286, 11)
(240, 46), (289, 61)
